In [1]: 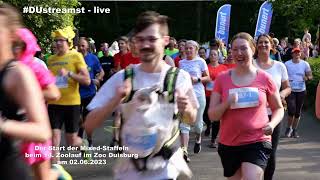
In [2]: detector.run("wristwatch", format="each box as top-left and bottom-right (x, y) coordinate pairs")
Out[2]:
(68, 71), (74, 78)
(197, 77), (201, 83)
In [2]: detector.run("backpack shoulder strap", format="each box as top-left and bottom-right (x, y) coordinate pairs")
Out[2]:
(123, 67), (135, 103)
(163, 55), (167, 60)
(163, 67), (180, 103)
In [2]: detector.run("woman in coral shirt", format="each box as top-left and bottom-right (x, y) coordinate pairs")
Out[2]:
(208, 32), (284, 179)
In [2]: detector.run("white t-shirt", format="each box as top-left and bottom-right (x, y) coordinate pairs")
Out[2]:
(285, 60), (311, 92)
(87, 63), (198, 179)
(254, 60), (288, 90)
(34, 57), (48, 69)
(179, 57), (208, 97)
(254, 60), (289, 115)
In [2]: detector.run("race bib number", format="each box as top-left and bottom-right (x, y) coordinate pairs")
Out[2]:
(206, 81), (215, 91)
(56, 75), (68, 88)
(123, 132), (157, 156)
(290, 81), (304, 90)
(229, 87), (259, 109)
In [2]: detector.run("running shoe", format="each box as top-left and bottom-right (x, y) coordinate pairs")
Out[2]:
(52, 164), (72, 180)
(208, 141), (217, 148)
(194, 142), (201, 153)
(182, 148), (190, 163)
(284, 127), (293, 138)
(81, 139), (92, 160)
(204, 127), (210, 137)
(292, 129), (300, 138)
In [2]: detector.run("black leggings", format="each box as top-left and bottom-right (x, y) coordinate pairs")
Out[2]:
(203, 97), (220, 142)
(264, 116), (281, 180)
(286, 91), (306, 118)
(78, 96), (94, 138)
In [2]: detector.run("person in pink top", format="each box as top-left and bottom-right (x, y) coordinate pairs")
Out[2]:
(14, 28), (60, 101)
(208, 32), (284, 179)
(13, 28), (63, 180)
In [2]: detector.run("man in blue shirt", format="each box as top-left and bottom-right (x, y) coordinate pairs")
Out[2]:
(78, 37), (105, 146)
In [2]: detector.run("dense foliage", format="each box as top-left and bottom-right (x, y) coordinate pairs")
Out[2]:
(306, 57), (320, 108)
(3, 0), (320, 51)
(5, 0), (79, 51)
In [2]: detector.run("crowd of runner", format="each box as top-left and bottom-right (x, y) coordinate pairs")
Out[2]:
(1, 2), (320, 180)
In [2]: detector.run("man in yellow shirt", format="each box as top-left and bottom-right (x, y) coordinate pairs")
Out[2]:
(47, 26), (90, 164)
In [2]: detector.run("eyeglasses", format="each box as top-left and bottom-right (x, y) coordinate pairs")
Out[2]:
(12, 46), (23, 51)
(231, 46), (249, 52)
(54, 39), (68, 43)
(132, 36), (161, 44)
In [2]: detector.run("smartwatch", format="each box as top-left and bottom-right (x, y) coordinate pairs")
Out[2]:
(68, 71), (74, 78)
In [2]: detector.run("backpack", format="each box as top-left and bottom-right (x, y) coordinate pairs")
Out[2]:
(118, 66), (181, 171)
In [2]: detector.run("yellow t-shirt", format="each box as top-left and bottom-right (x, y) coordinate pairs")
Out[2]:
(47, 51), (87, 105)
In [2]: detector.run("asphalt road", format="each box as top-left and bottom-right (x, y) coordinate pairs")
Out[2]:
(60, 110), (320, 180)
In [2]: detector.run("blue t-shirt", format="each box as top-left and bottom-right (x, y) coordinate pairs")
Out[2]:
(80, 53), (102, 98)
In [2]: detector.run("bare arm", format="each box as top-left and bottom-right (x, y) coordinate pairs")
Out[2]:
(191, 70), (211, 84)
(305, 71), (313, 81)
(0, 64), (51, 142)
(96, 68), (105, 82)
(92, 68), (105, 88)
(264, 90), (284, 134)
(164, 55), (175, 67)
(200, 70), (211, 83)
(84, 95), (122, 135)
(43, 83), (61, 101)
(208, 92), (235, 121)
(176, 89), (197, 124)
(69, 67), (91, 86)
(280, 80), (291, 100)
(84, 78), (131, 135)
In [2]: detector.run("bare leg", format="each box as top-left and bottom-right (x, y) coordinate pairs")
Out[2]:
(52, 129), (61, 163)
(66, 133), (83, 147)
(292, 116), (300, 129)
(241, 162), (263, 180)
(180, 133), (189, 150)
(228, 168), (242, 180)
(287, 115), (294, 128)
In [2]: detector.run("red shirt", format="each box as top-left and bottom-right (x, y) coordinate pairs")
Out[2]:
(116, 52), (140, 69)
(113, 52), (127, 69)
(213, 70), (277, 146)
(174, 55), (183, 67)
(205, 64), (228, 97)
(224, 63), (236, 69)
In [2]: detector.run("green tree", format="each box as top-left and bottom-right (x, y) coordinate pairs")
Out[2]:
(5, 0), (79, 51)
(271, 0), (320, 41)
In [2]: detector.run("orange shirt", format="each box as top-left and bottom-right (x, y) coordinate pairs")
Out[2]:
(205, 64), (228, 97)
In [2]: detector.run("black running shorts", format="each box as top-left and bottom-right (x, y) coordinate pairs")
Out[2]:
(48, 105), (81, 133)
(218, 141), (272, 177)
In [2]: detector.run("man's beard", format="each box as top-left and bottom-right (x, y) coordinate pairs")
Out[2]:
(139, 48), (158, 63)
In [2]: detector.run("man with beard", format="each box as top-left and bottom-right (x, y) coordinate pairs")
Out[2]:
(84, 11), (198, 179)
